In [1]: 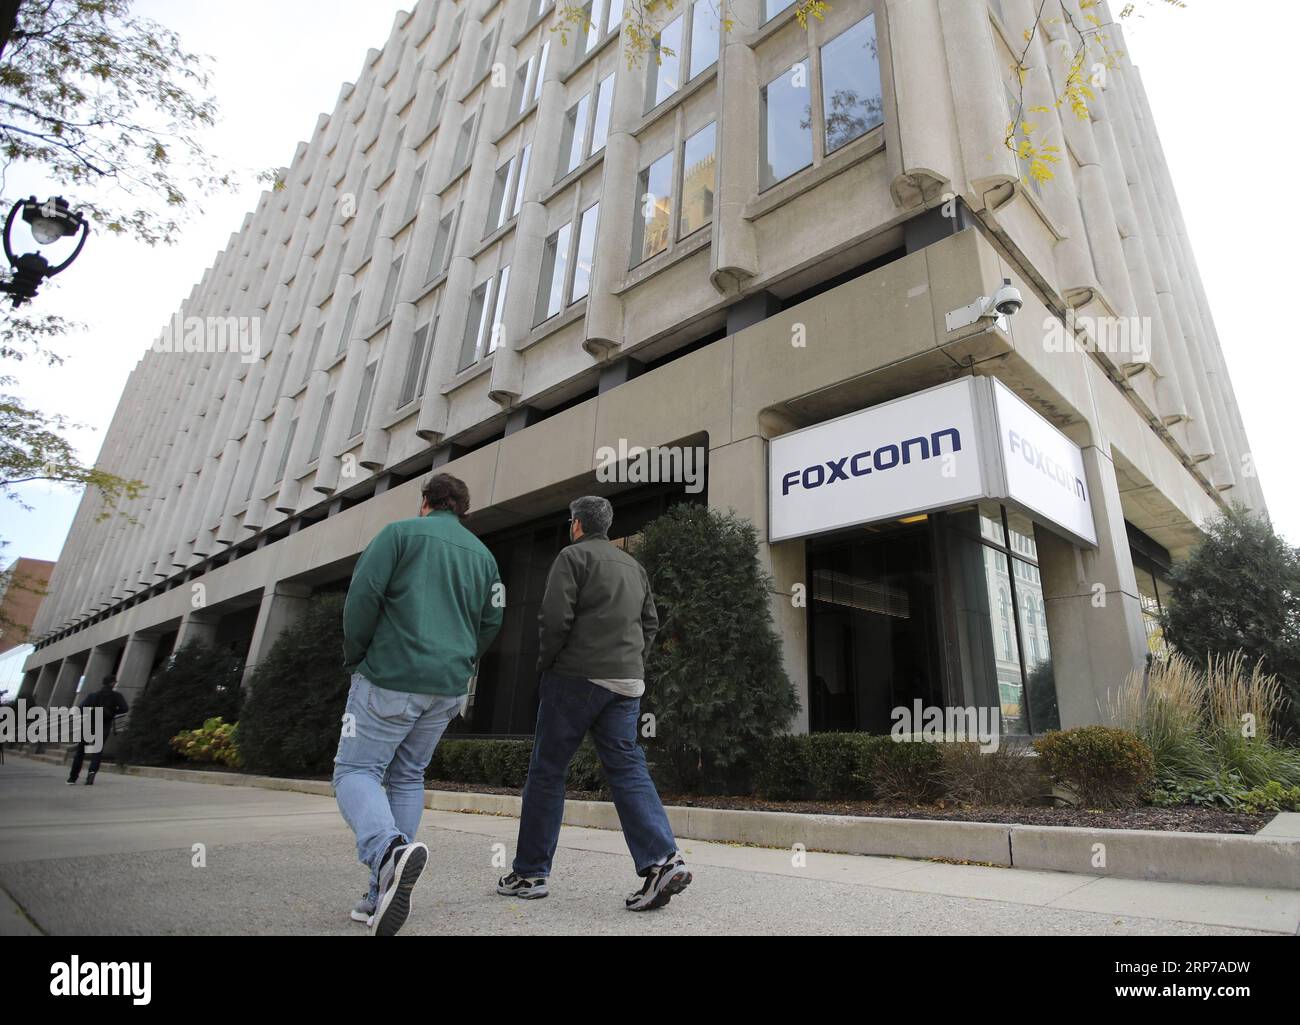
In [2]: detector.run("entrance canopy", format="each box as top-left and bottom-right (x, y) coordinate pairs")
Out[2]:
(768, 378), (1098, 548)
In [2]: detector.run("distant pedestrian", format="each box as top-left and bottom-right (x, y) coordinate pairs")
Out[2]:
(333, 473), (503, 936)
(498, 496), (691, 911)
(66, 676), (129, 786)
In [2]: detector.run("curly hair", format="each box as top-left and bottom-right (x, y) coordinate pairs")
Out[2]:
(421, 473), (471, 517)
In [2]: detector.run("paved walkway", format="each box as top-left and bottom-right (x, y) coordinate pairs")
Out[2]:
(2, 756), (1297, 936)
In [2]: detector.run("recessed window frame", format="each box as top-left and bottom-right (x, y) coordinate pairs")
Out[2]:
(644, 1), (718, 113)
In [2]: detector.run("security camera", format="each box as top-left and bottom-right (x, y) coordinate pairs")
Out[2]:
(944, 278), (1026, 333)
(993, 278), (1023, 317)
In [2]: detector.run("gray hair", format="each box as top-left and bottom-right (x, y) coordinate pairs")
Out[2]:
(570, 496), (613, 536)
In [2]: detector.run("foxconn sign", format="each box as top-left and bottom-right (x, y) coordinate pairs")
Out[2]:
(769, 378), (1097, 547)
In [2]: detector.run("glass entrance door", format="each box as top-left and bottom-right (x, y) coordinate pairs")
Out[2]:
(807, 524), (945, 733)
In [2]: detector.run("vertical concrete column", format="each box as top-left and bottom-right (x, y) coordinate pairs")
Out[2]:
(18, 668), (41, 701)
(707, 434), (810, 735)
(241, 583), (314, 687)
(1037, 444), (1149, 729)
(82, 645), (118, 695)
(711, 0), (761, 290)
(116, 633), (162, 708)
(48, 656), (87, 709)
(32, 662), (61, 706)
(175, 611), (220, 652)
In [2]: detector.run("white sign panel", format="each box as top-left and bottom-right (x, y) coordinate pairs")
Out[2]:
(768, 379), (987, 543)
(991, 379), (1097, 547)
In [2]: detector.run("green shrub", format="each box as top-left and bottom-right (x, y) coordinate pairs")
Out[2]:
(1147, 770), (1250, 810)
(238, 594), (350, 777)
(634, 505), (799, 791)
(807, 733), (884, 800)
(119, 642), (243, 766)
(437, 739), (485, 784)
(937, 741), (1042, 806)
(751, 734), (811, 800)
(866, 737), (945, 803)
(1161, 505), (1300, 740)
(1237, 780), (1300, 813)
(1033, 726), (1155, 808)
(1210, 729), (1300, 790)
(477, 740), (533, 786)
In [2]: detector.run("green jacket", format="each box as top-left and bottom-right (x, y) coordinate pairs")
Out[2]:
(343, 511), (503, 695)
(537, 532), (659, 679)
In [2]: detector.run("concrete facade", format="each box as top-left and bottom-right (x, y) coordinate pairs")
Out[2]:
(23, 1), (1263, 734)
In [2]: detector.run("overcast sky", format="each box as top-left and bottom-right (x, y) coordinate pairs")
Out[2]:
(3, 0), (1297, 569)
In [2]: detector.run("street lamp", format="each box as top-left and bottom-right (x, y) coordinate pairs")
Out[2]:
(0, 196), (90, 307)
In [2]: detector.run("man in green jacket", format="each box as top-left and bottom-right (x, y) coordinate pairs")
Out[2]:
(333, 473), (503, 936)
(497, 496), (691, 911)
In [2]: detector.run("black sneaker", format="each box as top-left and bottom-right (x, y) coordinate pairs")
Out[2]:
(65, 778), (77, 786)
(370, 838), (428, 937)
(625, 853), (691, 912)
(496, 872), (549, 900)
(85, 773), (96, 786)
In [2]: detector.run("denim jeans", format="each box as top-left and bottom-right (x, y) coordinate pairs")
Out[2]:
(513, 670), (677, 879)
(333, 674), (461, 900)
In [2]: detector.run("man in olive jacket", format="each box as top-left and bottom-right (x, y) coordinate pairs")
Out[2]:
(333, 472), (503, 936)
(497, 496), (691, 911)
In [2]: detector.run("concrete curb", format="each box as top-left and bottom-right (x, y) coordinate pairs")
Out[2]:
(11, 755), (1299, 889)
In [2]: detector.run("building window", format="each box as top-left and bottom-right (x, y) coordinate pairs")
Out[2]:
(590, 74), (614, 155)
(303, 323), (325, 383)
(511, 144), (531, 219)
(363, 203), (385, 264)
(760, 60), (813, 190)
(472, 23), (498, 83)
(350, 361), (378, 438)
(403, 164), (426, 224)
(688, 2), (720, 81)
(275, 418), (298, 484)
(427, 206), (457, 281)
(571, 202), (599, 303)
(379, 255), (404, 319)
(557, 74), (612, 181)
(337, 292), (360, 355)
(678, 121), (715, 238)
(399, 318), (436, 406)
(942, 504), (1059, 735)
(534, 202), (599, 320)
(486, 153), (523, 233)
(646, 16), (683, 110)
(631, 150), (672, 264)
(448, 6), (467, 54)
(426, 81), (447, 138)
(764, 0), (796, 22)
(535, 221), (572, 323)
(821, 14), (884, 154)
(451, 111), (477, 174)
(509, 42), (550, 117)
(460, 266), (510, 369)
(558, 95), (591, 179)
(579, 0), (624, 59)
(308, 392), (334, 462)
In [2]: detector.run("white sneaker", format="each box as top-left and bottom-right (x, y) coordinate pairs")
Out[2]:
(350, 893), (376, 924)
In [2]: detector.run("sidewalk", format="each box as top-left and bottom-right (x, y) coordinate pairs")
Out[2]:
(3, 755), (1298, 935)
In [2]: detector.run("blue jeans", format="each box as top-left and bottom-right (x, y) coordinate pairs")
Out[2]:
(513, 670), (677, 879)
(332, 674), (461, 900)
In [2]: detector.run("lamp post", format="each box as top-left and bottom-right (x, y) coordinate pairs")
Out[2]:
(0, 196), (90, 307)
